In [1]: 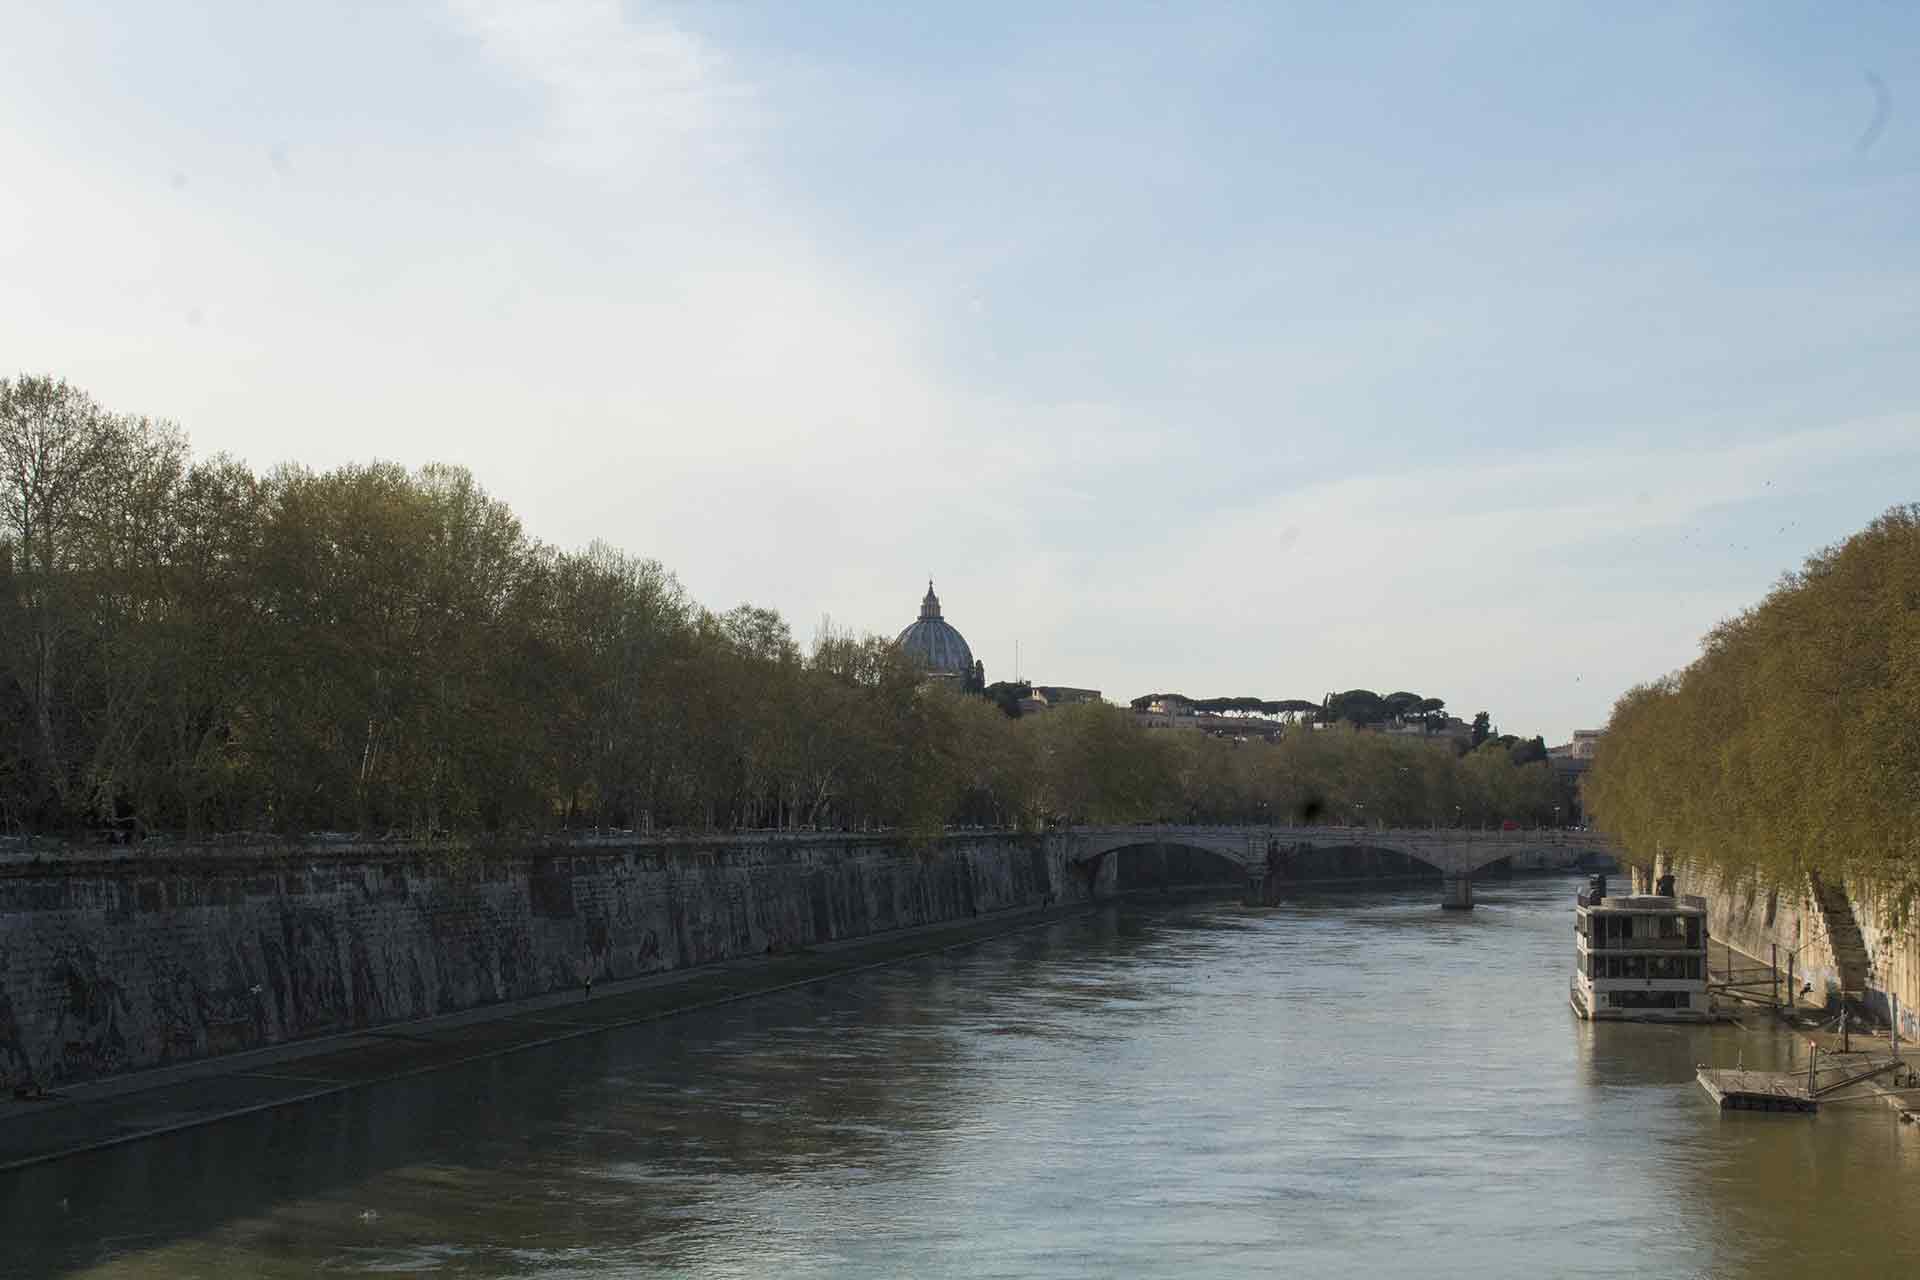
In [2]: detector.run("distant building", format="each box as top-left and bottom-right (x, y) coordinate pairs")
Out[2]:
(1380, 714), (1474, 751)
(1550, 729), (1605, 760)
(1549, 729), (1605, 773)
(1133, 696), (1199, 730)
(1033, 685), (1101, 707)
(1549, 729), (1604, 825)
(1131, 695), (1282, 738)
(896, 581), (985, 692)
(1012, 685), (1103, 716)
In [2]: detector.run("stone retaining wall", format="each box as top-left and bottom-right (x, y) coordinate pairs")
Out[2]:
(1677, 861), (1920, 1038)
(0, 834), (1083, 1090)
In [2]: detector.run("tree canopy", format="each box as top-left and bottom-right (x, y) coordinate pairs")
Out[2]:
(0, 376), (1567, 843)
(1324, 689), (1446, 728)
(1126, 693), (1324, 718)
(1585, 505), (1920, 906)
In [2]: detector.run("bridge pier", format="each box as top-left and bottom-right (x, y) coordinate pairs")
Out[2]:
(1441, 873), (1474, 911)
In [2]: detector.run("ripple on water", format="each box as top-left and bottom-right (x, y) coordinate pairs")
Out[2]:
(10, 879), (1920, 1279)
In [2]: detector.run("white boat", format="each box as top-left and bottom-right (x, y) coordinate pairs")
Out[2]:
(1570, 875), (1714, 1022)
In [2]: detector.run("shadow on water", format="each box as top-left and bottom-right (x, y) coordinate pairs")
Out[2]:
(1560, 950), (1920, 1279)
(7, 879), (1919, 1278)
(0, 913), (1156, 1276)
(0, 973), (979, 1273)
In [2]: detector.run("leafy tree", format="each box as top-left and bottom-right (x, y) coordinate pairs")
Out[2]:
(0, 375), (1586, 844)
(1326, 689), (1388, 727)
(1470, 711), (1491, 747)
(1509, 735), (1548, 767)
(1587, 505), (1920, 908)
(984, 681), (1031, 718)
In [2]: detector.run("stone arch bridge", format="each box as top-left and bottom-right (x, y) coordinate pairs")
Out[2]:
(1055, 825), (1620, 909)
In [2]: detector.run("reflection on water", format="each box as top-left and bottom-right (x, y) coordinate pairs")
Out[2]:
(4, 878), (1917, 1278)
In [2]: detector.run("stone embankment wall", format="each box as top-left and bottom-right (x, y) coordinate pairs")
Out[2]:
(1676, 860), (1920, 1038)
(1849, 887), (1920, 1039)
(0, 833), (1090, 1090)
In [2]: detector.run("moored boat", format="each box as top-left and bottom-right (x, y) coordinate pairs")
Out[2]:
(1570, 875), (1714, 1022)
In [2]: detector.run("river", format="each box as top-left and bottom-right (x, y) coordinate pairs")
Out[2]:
(4, 875), (1917, 1277)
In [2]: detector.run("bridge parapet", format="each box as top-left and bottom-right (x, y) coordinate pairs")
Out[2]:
(1058, 824), (1621, 907)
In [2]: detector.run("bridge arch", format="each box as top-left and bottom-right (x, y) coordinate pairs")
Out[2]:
(1057, 825), (1621, 908)
(1083, 840), (1251, 894)
(1264, 839), (1449, 885)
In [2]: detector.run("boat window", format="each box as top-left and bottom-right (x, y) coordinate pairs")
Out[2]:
(1610, 990), (1690, 1009)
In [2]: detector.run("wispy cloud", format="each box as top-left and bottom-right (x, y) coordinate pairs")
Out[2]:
(446, 0), (750, 177)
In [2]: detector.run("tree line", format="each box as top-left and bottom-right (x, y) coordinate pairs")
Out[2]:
(1, 375), (1567, 842)
(1585, 505), (1920, 904)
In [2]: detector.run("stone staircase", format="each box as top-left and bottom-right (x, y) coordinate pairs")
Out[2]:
(1807, 870), (1873, 1000)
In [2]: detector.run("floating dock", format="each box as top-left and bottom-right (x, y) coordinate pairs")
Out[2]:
(1696, 1068), (1818, 1112)
(1696, 1051), (1903, 1113)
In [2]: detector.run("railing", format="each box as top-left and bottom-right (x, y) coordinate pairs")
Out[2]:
(1584, 936), (1705, 953)
(1085, 823), (1618, 846)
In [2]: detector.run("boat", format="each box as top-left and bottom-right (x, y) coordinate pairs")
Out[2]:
(1570, 874), (1715, 1022)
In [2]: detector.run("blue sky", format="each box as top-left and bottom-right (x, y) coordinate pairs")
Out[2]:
(3, 1), (1916, 741)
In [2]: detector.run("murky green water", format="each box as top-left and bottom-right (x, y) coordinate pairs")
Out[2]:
(5, 876), (1918, 1277)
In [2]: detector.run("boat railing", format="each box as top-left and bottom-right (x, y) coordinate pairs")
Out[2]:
(1586, 936), (1706, 953)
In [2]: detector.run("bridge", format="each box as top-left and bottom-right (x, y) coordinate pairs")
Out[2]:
(1056, 825), (1621, 909)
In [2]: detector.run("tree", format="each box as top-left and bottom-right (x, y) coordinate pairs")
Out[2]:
(0, 375), (1602, 844)
(1470, 712), (1491, 747)
(1326, 689), (1388, 727)
(1587, 504), (1920, 907)
(1509, 735), (1548, 767)
(1382, 691), (1423, 720)
(984, 681), (1031, 718)
(0, 375), (186, 829)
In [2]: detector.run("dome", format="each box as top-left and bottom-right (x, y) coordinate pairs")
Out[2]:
(896, 581), (975, 681)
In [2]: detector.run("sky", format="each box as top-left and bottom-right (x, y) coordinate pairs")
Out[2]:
(3, 1), (1917, 743)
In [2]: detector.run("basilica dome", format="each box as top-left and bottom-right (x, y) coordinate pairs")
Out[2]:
(897, 581), (977, 684)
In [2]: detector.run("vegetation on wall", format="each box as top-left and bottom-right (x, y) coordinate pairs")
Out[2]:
(1, 375), (1564, 842)
(1585, 505), (1920, 904)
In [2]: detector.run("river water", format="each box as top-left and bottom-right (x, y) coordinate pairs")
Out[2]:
(5, 875), (1918, 1278)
